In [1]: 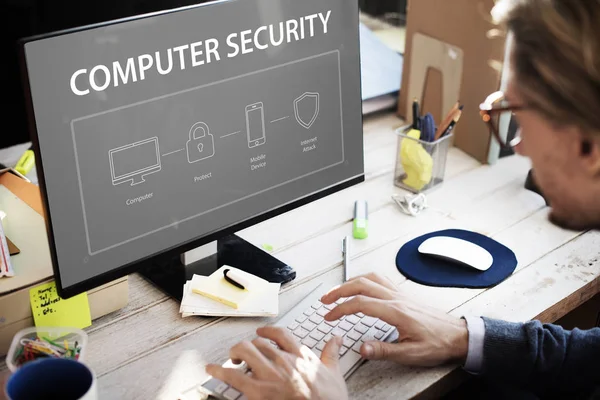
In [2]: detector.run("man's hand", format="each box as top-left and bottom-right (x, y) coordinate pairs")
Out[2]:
(321, 273), (469, 367)
(205, 326), (348, 400)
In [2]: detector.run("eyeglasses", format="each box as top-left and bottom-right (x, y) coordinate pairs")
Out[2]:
(479, 91), (526, 149)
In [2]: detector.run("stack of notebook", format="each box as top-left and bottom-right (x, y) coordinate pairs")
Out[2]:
(179, 265), (280, 317)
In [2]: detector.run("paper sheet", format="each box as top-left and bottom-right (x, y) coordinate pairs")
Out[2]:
(180, 274), (279, 317)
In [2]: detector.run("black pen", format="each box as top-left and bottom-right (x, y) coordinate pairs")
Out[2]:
(412, 99), (420, 130)
(223, 268), (249, 290)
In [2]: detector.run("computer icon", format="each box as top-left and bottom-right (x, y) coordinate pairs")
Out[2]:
(108, 137), (161, 186)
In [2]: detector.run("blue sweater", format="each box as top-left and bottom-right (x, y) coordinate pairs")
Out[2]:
(482, 317), (600, 399)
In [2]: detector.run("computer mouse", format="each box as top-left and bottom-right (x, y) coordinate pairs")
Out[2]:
(417, 236), (493, 271)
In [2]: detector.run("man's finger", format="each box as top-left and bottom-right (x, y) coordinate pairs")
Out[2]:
(359, 340), (418, 364)
(206, 364), (255, 393)
(256, 326), (302, 357)
(252, 338), (294, 376)
(324, 295), (400, 324)
(350, 272), (397, 291)
(320, 335), (343, 368)
(229, 340), (280, 380)
(320, 277), (396, 305)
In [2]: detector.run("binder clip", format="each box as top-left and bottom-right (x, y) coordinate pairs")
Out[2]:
(392, 193), (428, 216)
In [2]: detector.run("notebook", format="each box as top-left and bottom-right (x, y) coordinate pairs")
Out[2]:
(179, 266), (280, 317)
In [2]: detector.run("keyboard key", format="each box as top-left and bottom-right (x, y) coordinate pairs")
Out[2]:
(309, 314), (324, 325)
(347, 330), (362, 341)
(316, 341), (326, 351)
(304, 308), (315, 317)
(331, 328), (345, 337)
(339, 346), (349, 356)
(323, 303), (336, 310)
(323, 333), (333, 343)
(313, 348), (322, 358)
(381, 323), (392, 332)
(215, 382), (229, 394)
(352, 341), (363, 353)
(311, 301), (322, 309)
(354, 324), (368, 334)
(324, 319), (339, 327)
(360, 316), (378, 327)
(361, 327), (379, 342)
(375, 331), (385, 340)
(316, 308), (329, 317)
(223, 387), (241, 399)
(356, 312), (365, 318)
(335, 297), (347, 305)
(287, 322), (299, 331)
(345, 315), (361, 325)
(301, 321), (317, 332)
(375, 321), (385, 330)
(338, 321), (353, 331)
(202, 378), (226, 393)
(310, 330), (326, 341)
(343, 337), (355, 348)
(317, 323), (332, 334)
(296, 315), (308, 324)
(302, 337), (318, 348)
(293, 327), (310, 339)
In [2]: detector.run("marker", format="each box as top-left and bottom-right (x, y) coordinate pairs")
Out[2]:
(223, 268), (250, 290)
(353, 200), (368, 239)
(15, 146), (35, 176)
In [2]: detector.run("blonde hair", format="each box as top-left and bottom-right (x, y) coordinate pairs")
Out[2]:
(492, 0), (600, 133)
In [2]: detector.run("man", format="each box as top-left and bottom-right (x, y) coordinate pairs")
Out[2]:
(206, 0), (600, 398)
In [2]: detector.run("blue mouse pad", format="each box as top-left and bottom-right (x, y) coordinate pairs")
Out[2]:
(395, 229), (518, 288)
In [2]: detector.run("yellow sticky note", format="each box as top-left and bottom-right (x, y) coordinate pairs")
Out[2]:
(191, 266), (269, 309)
(29, 281), (92, 329)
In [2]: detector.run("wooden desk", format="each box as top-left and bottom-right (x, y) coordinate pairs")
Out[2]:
(2, 112), (599, 399)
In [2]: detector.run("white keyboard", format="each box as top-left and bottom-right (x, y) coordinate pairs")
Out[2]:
(188, 283), (398, 400)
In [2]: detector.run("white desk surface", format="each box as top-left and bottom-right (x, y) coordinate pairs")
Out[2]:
(1, 112), (599, 399)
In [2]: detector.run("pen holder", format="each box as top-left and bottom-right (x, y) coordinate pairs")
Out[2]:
(6, 326), (88, 372)
(393, 127), (453, 193)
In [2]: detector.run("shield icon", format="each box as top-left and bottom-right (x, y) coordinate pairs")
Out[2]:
(294, 92), (320, 129)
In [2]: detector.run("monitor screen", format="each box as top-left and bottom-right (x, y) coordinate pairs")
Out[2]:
(20, 0), (363, 297)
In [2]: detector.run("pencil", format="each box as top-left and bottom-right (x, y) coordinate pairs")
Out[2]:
(441, 109), (463, 138)
(434, 101), (460, 141)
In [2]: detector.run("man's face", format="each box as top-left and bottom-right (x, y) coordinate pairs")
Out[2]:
(506, 80), (600, 231)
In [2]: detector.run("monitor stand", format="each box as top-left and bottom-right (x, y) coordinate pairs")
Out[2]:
(138, 234), (296, 302)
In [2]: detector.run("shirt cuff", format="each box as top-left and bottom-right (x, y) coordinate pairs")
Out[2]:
(462, 315), (485, 374)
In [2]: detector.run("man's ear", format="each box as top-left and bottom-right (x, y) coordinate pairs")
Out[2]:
(579, 135), (600, 176)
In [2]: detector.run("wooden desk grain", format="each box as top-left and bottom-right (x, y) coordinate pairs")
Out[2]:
(3, 112), (598, 399)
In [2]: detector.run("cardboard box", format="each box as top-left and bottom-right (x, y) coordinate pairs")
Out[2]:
(398, 0), (507, 163)
(0, 168), (128, 355)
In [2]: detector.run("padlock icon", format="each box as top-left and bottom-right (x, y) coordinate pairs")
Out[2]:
(186, 121), (215, 163)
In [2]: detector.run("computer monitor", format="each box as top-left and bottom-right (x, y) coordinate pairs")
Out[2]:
(18, 0), (364, 300)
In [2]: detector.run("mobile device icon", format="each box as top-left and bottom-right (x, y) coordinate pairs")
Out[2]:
(245, 102), (266, 148)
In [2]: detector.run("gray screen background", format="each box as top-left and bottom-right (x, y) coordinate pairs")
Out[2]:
(23, 0), (363, 289)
